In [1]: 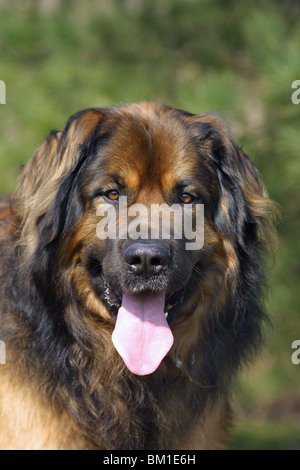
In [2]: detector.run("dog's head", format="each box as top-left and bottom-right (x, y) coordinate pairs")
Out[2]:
(16, 103), (276, 376)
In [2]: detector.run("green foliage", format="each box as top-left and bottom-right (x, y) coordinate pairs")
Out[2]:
(230, 420), (300, 450)
(0, 0), (299, 449)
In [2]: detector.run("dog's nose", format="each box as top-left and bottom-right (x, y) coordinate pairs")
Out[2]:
(124, 241), (170, 278)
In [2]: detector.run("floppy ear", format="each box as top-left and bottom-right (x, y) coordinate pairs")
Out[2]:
(17, 109), (104, 254)
(180, 113), (279, 387)
(232, 146), (277, 254)
(196, 112), (278, 258)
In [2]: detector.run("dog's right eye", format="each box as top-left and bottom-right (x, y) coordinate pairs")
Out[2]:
(105, 189), (120, 201)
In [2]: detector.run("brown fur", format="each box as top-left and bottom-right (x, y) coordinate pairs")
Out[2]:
(0, 103), (276, 450)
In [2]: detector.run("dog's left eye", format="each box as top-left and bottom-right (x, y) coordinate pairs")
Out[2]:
(106, 190), (120, 201)
(179, 193), (194, 204)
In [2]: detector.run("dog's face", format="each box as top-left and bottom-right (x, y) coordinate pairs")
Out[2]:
(17, 103), (273, 376)
(74, 106), (220, 316)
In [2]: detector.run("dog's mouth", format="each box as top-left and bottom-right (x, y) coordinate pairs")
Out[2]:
(100, 278), (186, 377)
(86, 253), (187, 376)
(103, 284), (185, 323)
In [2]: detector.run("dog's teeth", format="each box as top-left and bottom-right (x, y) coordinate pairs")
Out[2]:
(164, 312), (168, 318)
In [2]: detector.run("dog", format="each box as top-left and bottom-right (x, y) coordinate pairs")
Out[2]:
(0, 103), (276, 450)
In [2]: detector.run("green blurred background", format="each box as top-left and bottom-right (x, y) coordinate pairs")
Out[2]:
(0, 0), (299, 449)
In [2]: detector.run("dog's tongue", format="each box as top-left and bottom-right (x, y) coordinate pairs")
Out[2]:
(112, 292), (174, 376)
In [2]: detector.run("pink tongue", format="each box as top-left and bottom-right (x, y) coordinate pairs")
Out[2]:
(112, 292), (174, 376)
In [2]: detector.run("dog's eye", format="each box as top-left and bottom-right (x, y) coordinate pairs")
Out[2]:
(179, 193), (193, 204)
(106, 190), (120, 201)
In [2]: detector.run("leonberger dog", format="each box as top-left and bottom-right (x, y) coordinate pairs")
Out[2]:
(0, 103), (275, 450)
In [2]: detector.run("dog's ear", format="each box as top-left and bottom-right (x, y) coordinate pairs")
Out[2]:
(17, 109), (105, 254)
(195, 112), (278, 257)
(178, 113), (279, 387)
(232, 145), (278, 254)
